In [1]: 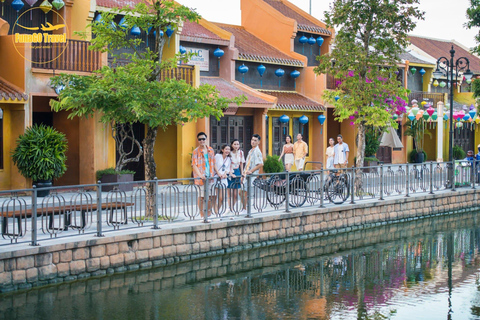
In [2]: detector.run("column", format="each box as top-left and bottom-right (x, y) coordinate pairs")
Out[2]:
(437, 101), (444, 162)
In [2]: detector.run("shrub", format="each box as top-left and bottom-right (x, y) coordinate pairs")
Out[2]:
(452, 145), (466, 160)
(263, 155), (284, 173)
(96, 168), (136, 181)
(12, 124), (68, 181)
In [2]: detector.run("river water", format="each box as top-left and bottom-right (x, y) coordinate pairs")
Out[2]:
(1, 211), (480, 320)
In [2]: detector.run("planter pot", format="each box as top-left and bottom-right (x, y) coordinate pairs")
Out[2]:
(34, 180), (52, 197)
(100, 174), (134, 192)
(415, 152), (425, 164)
(363, 160), (378, 173)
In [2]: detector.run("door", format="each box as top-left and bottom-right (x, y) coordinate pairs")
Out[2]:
(210, 116), (253, 155)
(454, 126), (475, 154)
(377, 146), (392, 163)
(272, 117), (289, 155)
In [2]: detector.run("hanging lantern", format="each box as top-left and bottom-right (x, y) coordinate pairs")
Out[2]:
(119, 17), (127, 29)
(52, 0), (64, 10)
(257, 64), (266, 87)
(238, 64), (248, 84)
(476, 117), (480, 124)
(411, 106), (419, 116)
(299, 115), (308, 135)
(439, 81), (446, 88)
(275, 68), (285, 88)
(290, 70), (300, 89)
(392, 114), (398, 120)
(166, 25), (174, 37)
(279, 114), (290, 134)
(444, 113), (449, 121)
(307, 36), (316, 45)
(94, 13), (103, 23)
(214, 47), (224, 70)
(431, 112), (438, 121)
(433, 80), (439, 87)
(179, 45), (186, 55)
(427, 107), (435, 117)
(153, 30), (164, 37)
(334, 96), (340, 102)
(39, 0), (52, 13)
(453, 112), (459, 121)
(410, 67), (417, 75)
(419, 68), (426, 76)
(130, 25), (141, 36)
(11, 0), (24, 14)
(411, 99), (418, 105)
(318, 114), (326, 134)
(24, 0), (38, 20)
(316, 37), (324, 46)
(420, 101), (427, 107)
(423, 112), (429, 121)
(416, 112), (423, 121)
(463, 114), (471, 121)
(469, 109), (476, 119)
(299, 35), (308, 44)
(408, 113), (415, 122)
(405, 106), (411, 114)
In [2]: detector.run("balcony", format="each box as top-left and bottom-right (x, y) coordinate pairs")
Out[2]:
(31, 39), (101, 73)
(408, 92), (445, 107)
(159, 65), (194, 86)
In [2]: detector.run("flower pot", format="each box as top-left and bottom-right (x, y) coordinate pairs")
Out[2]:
(34, 180), (52, 197)
(415, 152), (425, 163)
(100, 174), (134, 192)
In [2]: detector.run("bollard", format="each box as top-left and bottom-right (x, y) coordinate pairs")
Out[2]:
(350, 167), (355, 204)
(96, 181), (104, 237)
(379, 164), (384, 200)
(31, 186), (38, 246)
(285, 171), (290, 213)
(246, 175), (252, 218)
(204, 178), (210, 223)
(405, 164), (410, 197)
(319, 169), (325, 208)
(429, 162), (434, 194)
(153, 177), (159, 229)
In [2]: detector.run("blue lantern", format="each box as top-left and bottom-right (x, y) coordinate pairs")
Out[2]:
(94, 14), (103, 23)
(130, 25), (141, 36)
(316, 37), (324, 46)
(299, 115), (308, 134)
(279, 114), (290, 134)
(257, 64), (266, 87)
(299, 35), (308, 53)
(334, 95), (340, 102)
(238, 64), (249, 83)
(275, 68), (285, 88)
(419, 68), (426, 76)
(179, 45), (186, 55)
(307, 36), (316, 45)
(214, 48), (224, 69)
(11, 0), (24, 12)
(265, 115), (268, 120)
(166, 25), (174, 37)
(317, 114), (326, 134)
(148, 26), (153, 34)
(153, 30), (164, 37)
(290, 70), (300, 89)
(469, 109), (476, 119)
(119, 17), (127, 29)
(463, 114), (471, 121)
(444, 113), (449, 121)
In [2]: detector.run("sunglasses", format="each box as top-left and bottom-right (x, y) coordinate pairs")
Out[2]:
(198, 138), (206, 141)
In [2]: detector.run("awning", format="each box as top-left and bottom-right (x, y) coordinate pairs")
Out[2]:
(260, 90), (325, 112)
(379, 125), (403, 148)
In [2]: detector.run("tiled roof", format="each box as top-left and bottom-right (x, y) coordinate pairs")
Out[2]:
(263, 0), (331, 36)
(215, 23), (303, 67)
(0, 76), (27, 102)
(201, 77), (272, 106)
(96, 0), (145, 9)
(409, 35), (480, 74)
(399, 52), (434, 65)
(180, 21), (228, 45)
(260, 90), (325, 111)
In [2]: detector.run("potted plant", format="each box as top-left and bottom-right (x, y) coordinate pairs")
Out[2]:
(12, 124), (68, 197)
(96, 168), (136, 192)
(404, 118), (431, 163)
(364, 127), (381, 171)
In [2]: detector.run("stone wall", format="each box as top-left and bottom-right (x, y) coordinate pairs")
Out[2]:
(0, 189), (478, 293)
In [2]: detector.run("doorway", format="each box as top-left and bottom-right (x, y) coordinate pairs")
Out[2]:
(210, 116), (254, 155)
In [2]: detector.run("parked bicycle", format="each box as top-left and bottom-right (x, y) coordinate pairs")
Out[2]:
(324, 171), (350, 204)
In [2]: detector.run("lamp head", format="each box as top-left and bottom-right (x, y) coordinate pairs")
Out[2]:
(464, 69), (474, 81)
(433, 68), (443, 79)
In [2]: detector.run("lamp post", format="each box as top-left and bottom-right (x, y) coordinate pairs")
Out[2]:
(433, 45), (473, 186)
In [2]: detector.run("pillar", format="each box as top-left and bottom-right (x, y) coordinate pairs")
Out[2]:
(437, 101), (444, 162)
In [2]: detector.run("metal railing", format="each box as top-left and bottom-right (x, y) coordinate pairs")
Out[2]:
(0, 160), (476, 247)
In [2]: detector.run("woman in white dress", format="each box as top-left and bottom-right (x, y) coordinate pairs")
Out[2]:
(214, 145), (231, 214)
(278, 135), (294, 171)
(326, 138), (335, 170)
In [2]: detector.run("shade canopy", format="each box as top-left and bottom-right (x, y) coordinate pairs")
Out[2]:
(379, 125), (404, 148)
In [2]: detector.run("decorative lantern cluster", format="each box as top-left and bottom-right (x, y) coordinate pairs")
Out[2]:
(237, 63), (301, 88)
(298, 33), (323, 54)
(5, 0), (64, 21)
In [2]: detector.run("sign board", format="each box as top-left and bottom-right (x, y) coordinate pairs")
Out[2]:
(185, 47), (209, 71)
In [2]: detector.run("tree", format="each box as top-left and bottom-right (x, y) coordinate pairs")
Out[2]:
(50, 0), (245, 216)
(314, 0), (423, 188)
(466, 0), (480, 55)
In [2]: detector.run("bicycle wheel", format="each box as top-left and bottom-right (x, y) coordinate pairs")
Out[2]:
(266, 176), (286, 208)
(289, 176), (307, 207)
(327, 177), (348, 205)
(339, 175), (350, 202)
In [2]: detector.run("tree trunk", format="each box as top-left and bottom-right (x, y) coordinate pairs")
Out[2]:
(144, 125), (158, 217)
(355, 122), (366, 195)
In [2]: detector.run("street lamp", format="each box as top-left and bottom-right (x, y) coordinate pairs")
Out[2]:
(433, 45), (473, 187)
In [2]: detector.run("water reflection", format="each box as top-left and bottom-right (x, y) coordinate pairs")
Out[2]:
(2, 212), (480, 320)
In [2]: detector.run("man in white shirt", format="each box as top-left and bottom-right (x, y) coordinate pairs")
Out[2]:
(333, 134), (349, 172)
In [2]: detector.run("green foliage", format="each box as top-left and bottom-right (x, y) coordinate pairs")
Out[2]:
(404, 119), (432, 152)
(365, 127), (381, 157)
(408, 149), (427, 163)
(472, 78), (480, 99)
(453, 145), (466, 160)
(466, 0), (480, 55)
(263, 155), (284, 173)
(96, 168), (136, 181)
(12, 124), (68, 181)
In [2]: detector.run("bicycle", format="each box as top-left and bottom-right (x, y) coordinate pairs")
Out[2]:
(324, 171), (350, 204)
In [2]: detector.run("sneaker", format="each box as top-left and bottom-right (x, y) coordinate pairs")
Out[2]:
(239, 209), (247, 215)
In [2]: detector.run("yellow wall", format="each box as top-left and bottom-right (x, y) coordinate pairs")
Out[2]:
(155, 125), (178, 179)
(454, 92), (475, 105)
(0, 36), (25, 90)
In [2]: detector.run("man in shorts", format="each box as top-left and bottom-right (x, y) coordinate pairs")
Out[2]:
(241, 134), (264, 214)
(191, 132), (224, 220)
(333, 134), (349, 173)
(293, 133), (308, 171)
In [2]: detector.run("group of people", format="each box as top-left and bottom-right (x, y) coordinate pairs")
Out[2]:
(191, 132), (263, 219)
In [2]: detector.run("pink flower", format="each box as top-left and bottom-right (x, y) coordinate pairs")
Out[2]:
(350, 121), (355, 126)
(348, 71), (355, 77)
(349, 115), (355, 120)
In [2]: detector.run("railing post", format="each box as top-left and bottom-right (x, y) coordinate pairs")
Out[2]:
(379, 164), (384, 200)
(429, 161), (434, 194)
(472, 161), (476, 190)
(350, 167), (355, 204)
(285, 171), (290, 213)
(319, 169), (325, 208)
(96, 180), (104, 237)
(452, 161), (456, 192)
(246, 175), (252, 218)
(204, 178), (210, 223)
(30, 186), (38, 246)
(153, 177), (159, 229)
(405, 164), (410, 197)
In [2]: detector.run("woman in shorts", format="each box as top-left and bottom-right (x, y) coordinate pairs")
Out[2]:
(227, 139), (245, 212)
(278, 135), (294, 171)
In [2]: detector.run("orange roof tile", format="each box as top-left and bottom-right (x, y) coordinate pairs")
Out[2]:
(263, 0), (331, 36)
(260, 90), (324, 111)
(0, 76), (27, 102)
(215, 23), (303, 67)
(180, 20), (228, 45)
(409, 36), (480, 74)
(97, 0), (145, 9)
(201, 77), (272, 106)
